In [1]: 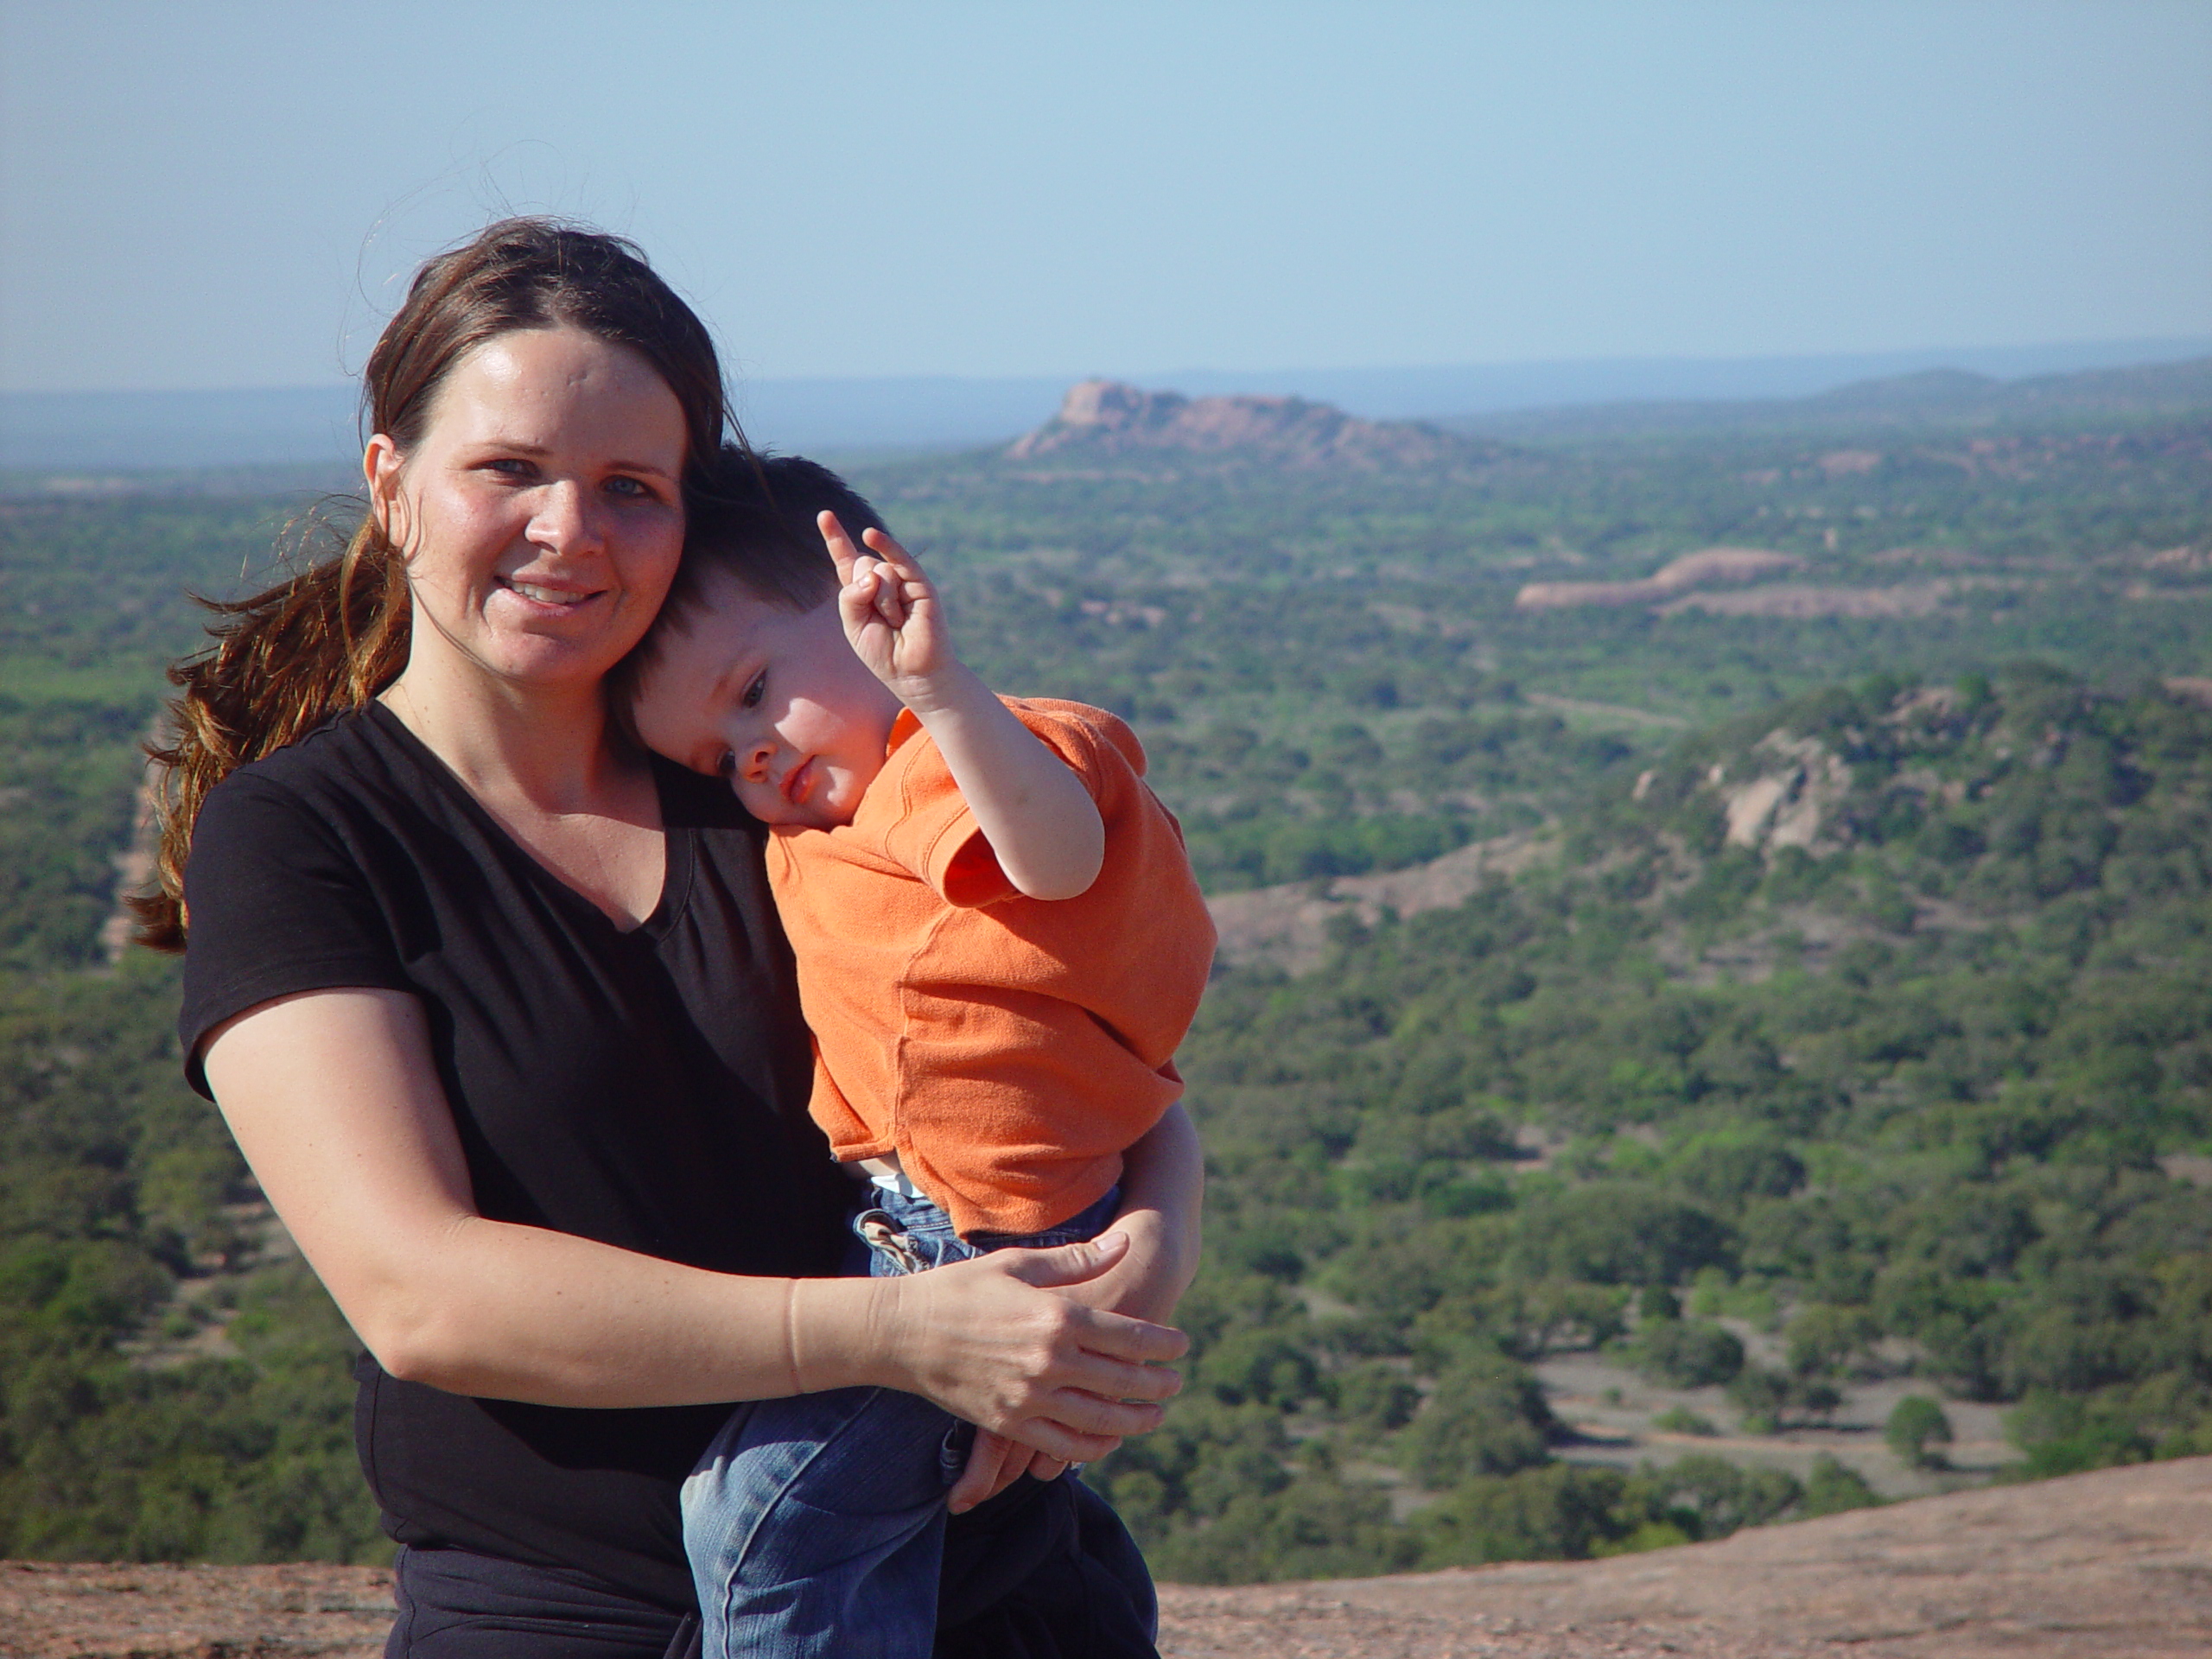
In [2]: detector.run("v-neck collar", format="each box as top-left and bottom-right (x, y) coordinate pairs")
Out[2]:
(364, 702), (690, 940)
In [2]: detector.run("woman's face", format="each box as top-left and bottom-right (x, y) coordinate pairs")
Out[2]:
(368, 327), (689, 695)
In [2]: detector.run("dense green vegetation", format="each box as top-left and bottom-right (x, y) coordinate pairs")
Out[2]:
(1, 385), (2209, 1573)
(877, 405), (2212, 887)
(1085, 666), (2212, 1578)
(0, 952), (377, 1560)
(0, 485), (383, 1561)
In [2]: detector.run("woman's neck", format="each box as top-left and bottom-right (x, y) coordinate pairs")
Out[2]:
(378, 654), (648, 823)
(379, 654), (669, 929)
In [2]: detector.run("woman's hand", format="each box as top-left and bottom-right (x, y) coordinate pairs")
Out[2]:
(944, 1103), (1208, 1508)
(941, 1202), (1191, 1510)
(868, 1230), (1186, 1467)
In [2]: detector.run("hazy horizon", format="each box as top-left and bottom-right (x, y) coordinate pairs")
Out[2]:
(5, 334), (2209, 473)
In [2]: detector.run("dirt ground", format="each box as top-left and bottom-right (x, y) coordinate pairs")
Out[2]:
(3, 1459), (2206, 1658)
(1535, 1338), (2019, 1500)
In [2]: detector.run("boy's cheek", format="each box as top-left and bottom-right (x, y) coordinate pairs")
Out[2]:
(734, 779), (792, 823)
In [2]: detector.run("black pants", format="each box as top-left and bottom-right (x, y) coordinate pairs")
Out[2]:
(385, 1473), (1159, 1659)
(386, 1546), (696, 1658)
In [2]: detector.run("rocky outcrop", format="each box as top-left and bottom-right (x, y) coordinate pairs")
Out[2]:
(1006, 379), (1497, 470)
(1516, 548), (1803, 611)
(1715, 731), (1854, 855)
(1209, 828), (1556, 975)
(0, 1560), (391, 1658)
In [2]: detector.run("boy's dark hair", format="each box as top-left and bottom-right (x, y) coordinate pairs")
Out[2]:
(619, 448), (889, 706)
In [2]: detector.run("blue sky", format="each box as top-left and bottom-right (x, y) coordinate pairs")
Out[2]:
(2, 1), (2208, 393)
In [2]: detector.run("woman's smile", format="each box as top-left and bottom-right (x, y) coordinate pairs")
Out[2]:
(501, 576), (598, 607)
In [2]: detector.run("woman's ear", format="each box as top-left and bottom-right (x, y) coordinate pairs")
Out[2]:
(365, 435), (408, 548)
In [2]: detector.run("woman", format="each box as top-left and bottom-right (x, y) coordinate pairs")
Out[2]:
(139, 219), (1200, 1657)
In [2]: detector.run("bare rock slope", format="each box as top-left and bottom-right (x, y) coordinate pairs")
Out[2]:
(1157, 1457), (2212, 1658)
(4, 1459), (2208, 1657)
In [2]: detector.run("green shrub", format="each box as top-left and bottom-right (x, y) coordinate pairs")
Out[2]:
(1885, 1395), (1955, 1469)
(1400, 1352), (1554, 1488)
(1801, 1454), (1885, 1517)
(1417, 1463), (1637, 1567)
(1632, 1319), (1745, 1388)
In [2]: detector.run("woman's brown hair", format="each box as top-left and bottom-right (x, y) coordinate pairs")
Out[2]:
(132, 217), (734, 950)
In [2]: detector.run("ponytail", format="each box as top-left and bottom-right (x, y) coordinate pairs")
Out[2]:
(130, 513), (410, 951)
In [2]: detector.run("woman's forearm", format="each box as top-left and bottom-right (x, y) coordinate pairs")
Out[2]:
(206, 987), (881, 1404)
(203, 987), (1183, 1459)
(358, 1210), (887, 1406)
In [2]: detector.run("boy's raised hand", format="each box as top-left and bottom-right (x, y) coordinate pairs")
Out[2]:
(821, 509), (1106, 900)
(820, 511), (954, 692)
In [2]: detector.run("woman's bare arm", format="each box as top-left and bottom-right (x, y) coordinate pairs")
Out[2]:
(202, 987), (1185, 1462)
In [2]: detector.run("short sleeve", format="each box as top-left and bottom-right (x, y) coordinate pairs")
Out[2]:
(177, 773), (416, 1096)
(874, 703), (1116, 909)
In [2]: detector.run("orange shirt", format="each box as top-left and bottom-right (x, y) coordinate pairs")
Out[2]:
(766, 698), (1216, 1236)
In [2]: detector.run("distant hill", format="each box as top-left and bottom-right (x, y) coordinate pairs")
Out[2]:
(1459, 354), (2212, 438)
(1005, 378), (1507, 469)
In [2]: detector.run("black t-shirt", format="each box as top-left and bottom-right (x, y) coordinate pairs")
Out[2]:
(178, 703), (852, 1610)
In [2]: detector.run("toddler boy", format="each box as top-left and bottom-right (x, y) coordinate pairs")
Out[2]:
(626, 455), (1214, 1659)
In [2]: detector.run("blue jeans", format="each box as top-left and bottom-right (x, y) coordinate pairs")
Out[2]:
(681, 1185), (1122, 1659)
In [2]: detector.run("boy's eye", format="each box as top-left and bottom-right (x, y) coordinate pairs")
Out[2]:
(715, 751), (737, 780)
(741, 671), (767, 710)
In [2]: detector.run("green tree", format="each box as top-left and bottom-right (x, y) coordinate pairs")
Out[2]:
(1885, 1395), (1955, 1469)
(1401, 1352), (1554, 1488)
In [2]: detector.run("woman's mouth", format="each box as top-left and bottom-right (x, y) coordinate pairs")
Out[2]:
(499, 576), (599, 608)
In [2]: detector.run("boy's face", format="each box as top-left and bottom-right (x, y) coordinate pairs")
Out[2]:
(630, 569), (902, 830)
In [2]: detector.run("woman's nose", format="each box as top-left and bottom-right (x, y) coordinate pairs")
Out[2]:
(528, 480), (602, 553)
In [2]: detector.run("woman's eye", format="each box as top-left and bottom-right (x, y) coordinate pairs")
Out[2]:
(741, 671), (767, 710)
(606, 475), (650, 499)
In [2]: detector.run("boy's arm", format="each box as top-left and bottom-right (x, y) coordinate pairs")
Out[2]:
(1058, 1101), (1205, 1325)
(822, 512), (1104, 900)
